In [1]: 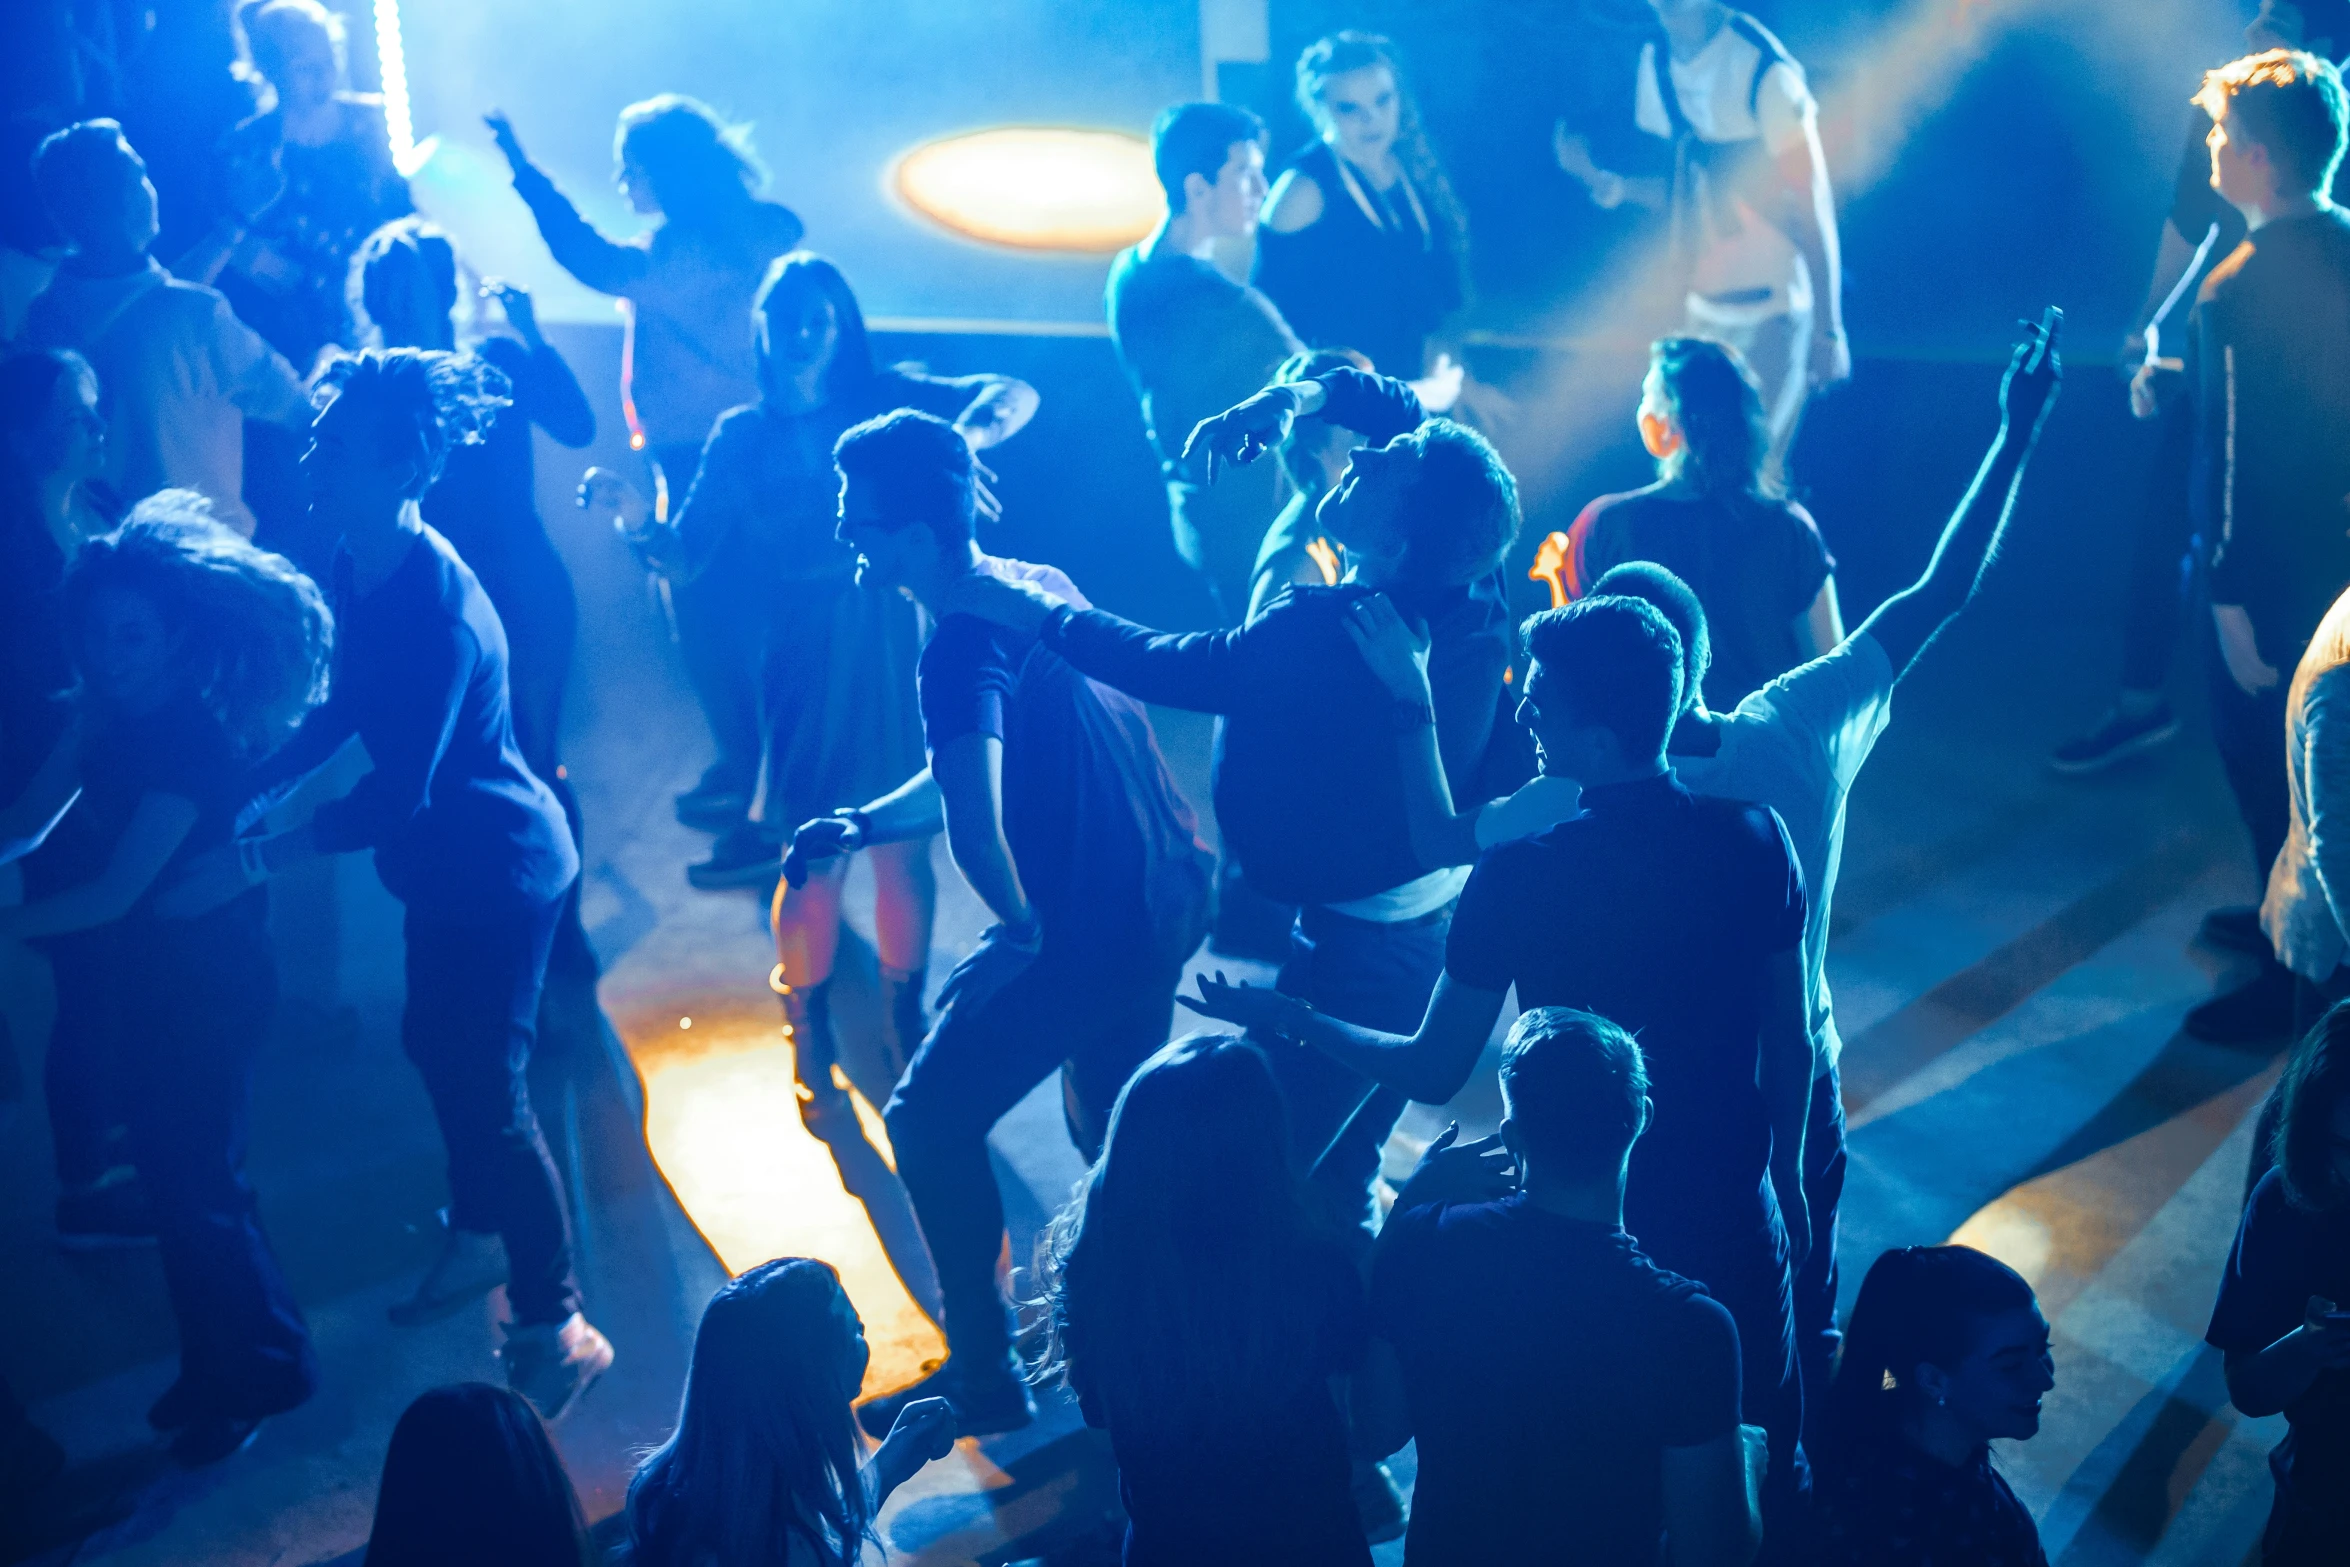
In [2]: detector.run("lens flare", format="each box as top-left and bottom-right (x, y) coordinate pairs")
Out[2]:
(893, 127), (1164, 253)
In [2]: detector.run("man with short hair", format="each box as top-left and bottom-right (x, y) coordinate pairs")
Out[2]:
(1108, 101), (1304, 620)
(1187, 592), (1815, 1526)
(22, 121), (309, 537)
(795, 409), (1211, 1435)
(1361, 1008), (1764, 1566)
(946, 366), (1552, 1231)
(2182, 47), (2350, 1042)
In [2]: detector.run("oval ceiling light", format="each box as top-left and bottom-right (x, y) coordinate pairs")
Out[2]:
(893, 127), (1164, 254)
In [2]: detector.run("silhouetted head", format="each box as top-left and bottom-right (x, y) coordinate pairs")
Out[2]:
(1497, 1007), (1652, 1191)
(615, 94), (764, 220)
(1639, 336), (1774, 501)
(363, 1382), (594, 1567)
(753, 252), (875, 404)
(1516, 596), (1684, 782)
(1150, 101), (1268, 236)
(1590, 561), (1711, 716)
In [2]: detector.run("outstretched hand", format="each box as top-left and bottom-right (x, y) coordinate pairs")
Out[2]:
(1183, 386), (1305, 487)
(483, 110), (529, 172)
(1999, 306), (2064, 443)
(1178, 969), (1312, 1037)
(1340, 594), (1433, 704)
(1393, 1124), (1517, 1211)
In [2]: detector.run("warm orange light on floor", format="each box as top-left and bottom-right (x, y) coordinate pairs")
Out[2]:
(893, 127), (1164, 253)
(625, 1001), (945, 1397)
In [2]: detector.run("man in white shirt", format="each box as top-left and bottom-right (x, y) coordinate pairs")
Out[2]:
(1589, 312), (2058, 1442)
(23, 121), (309, 538)
(1557, 0), (1849, 480)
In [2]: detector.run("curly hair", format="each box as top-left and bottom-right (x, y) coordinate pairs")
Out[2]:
(1295, 32), (1470, 276)
(316, 347), (512, 498)
(1650, 336), (1776, 501)
(2271, 1001), (2350, 1212)
(65, 491), (332, 758)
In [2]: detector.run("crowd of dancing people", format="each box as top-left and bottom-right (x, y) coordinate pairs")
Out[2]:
(3, 0), (2350, 1564)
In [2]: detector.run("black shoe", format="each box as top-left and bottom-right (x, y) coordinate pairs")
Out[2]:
(686, 828), (782, 891)
(856, 1355), (1034, 1441)
(2198, 905), (2269, 955)
(2184, 964), (2297, 1045)
(2048, 700), (2179, 775)
(56, 1179), (157, 1252)
(170, 1416), (263, 1467)
(675, 772), (751, 831)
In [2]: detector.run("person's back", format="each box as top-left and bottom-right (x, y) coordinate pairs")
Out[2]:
(1374, 1192), (1738, 1562)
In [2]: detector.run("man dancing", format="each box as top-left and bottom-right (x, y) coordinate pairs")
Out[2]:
(789, 410), (1210, 1434)
(1557, 0), (1849, 479)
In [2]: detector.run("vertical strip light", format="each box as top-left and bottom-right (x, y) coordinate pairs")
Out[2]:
(373, 0), (416, 172)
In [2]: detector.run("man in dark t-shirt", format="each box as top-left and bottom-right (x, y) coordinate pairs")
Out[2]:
(794, 409), (1211, 1436)
(1186, 592), (1814, 1525)
(1369, 1008), (1760, 1565)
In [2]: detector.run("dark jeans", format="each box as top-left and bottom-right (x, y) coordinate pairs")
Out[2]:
(402, 899), (580, 1326)
(2120, 384), (2197, 693)
(38, 927), (125, 1189)
(2208, 622), (2295, 890)
(885, 946), (1182, 1362)
(1795, 1062), (1847, 1454)
(120, 905), (316, 1416)
(1266, 902), (1449, 1230)
(652, 440), (761, 799)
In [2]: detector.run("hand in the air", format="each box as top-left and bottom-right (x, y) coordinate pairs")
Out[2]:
(482, 280), (542, 345)
(577, 466), (652, 533)
(940, 567), (1065, 636)
(1340, 594), (1433, 704)
(1998, 306), (2064, 443)
(1183, 386), (1305, 487)
(484, 110), (530, 171)
(1393, 1124), (1518, 1210)
(1808, 325), (1853, 390)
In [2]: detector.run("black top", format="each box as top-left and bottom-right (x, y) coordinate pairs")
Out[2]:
(1569, 480), (1834, 710)
(1371, 1194), (1742, 1565)
(78, 692), (258, 926)
(1445, 772), (1805, 1241)
(2206, 1168), (2350, 1539)
(1066, 1242), (1371, 1567)
(2192, 206), (2350, 667)
(918, 560), (1208, 968)
(1812, 1441), (2047, 1567)
(0, 494), (75, 800)
(242, 527), (578, 919)
(2167, 117), (2248, 266)
(1038, 368), (1512, 906)
(1252, 141), (1462, 378)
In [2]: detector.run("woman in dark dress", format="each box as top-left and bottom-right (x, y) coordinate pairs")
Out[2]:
(1812, 1244), (2056, 1567)
(1036, 1034), (1374, 1567)
(0, 493), (332, 1466)
(1567, 334), (1844, 709)
(354, 218), (599, 976)
(2208, 1005), (2350, 1564)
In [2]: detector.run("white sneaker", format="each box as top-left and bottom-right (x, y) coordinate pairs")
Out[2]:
(502, 1312), (614, 1422)
(388, 1225), (507, 1325)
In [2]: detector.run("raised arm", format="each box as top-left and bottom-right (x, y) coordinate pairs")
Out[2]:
(0, 724), (84, 866)
(948, 375), (1039, 452)
(487, 112), (650, 298)
(1184, 967), (1508, 1106)
(0, 791), (197, 940)
(1854, 308), (2060, 680)
(485, 285), (596, 448)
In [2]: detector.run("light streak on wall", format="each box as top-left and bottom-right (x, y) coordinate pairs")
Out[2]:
(371, 0), (430, 176)
(893, 128), (1163, 253)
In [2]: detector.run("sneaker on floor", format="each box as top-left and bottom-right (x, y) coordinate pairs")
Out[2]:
(503, 1312), (614, 1423)
(674, 773), (752, 831)
(56, 1177), (157, 1252)
(2183, 964), (2297, 1045)
(857, 1354), (1033, 1441)
(686, 828), (783, 891)
(2198, 904), (2270, 955)
(1351, 1458), (1408, 1545)
(2048, 701), (2179, 775)
(389, 1224), (507, 1326)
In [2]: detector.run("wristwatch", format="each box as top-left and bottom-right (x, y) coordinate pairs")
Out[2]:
(1388, 699), (1437, 733)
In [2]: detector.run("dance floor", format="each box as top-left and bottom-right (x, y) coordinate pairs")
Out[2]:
(0, 352), (2290, 1565)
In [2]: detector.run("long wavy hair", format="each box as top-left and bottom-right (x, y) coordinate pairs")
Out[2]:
(1650, 336), (1778, 501)
(363, 1382), (595, 1567)
(1295, 32), (1470, 275)
(315, 347), (512, 498)
(2271, 1001), (2350, 1212)
(63, 492), (331, 758)
(628, 1258), (872, 1567)
(752, 252), (877, 407)
(1033, 1033), (1349, 1443)
(1819, 1245), (2037, 1474)
(615, 94), (767, 225)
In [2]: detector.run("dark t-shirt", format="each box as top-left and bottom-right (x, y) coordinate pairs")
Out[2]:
(1812, 1441), (2047, 1567)
(1067, 1240), (1370, 1567)
(2206, 1167), (2350, 1541)
(78, 692), (255, 924)
(1372, 1195), (1741, 1564)
(1568, 481), (1834, 709)
(1445, 772), (1805, 1241)
(917, 559), (1208, 967)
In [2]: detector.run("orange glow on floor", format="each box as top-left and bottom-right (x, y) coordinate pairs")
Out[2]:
(619, 999), (946, 1397)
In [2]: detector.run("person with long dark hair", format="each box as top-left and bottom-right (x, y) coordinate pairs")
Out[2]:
(363, 1382), (595, 1567)
(1035, 1033), (1373, 1565)
(158, 348), (608, 1417)
(1255, 33), (1475, 408)
(1566, 335), (1841, 709)
(0, 493), (331, 1465)
(354, 217), (599, 982)
(2209, 1005), (2350, 1563)
(628, 1258), (956, 1567)
(1813, 1245), (2054, 1566)
(488, 95), (803, 829)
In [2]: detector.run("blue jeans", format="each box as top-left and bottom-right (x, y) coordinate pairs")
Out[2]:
(1796, 1062), (1847, 1454)
(1265, 902), (1450, 1231)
